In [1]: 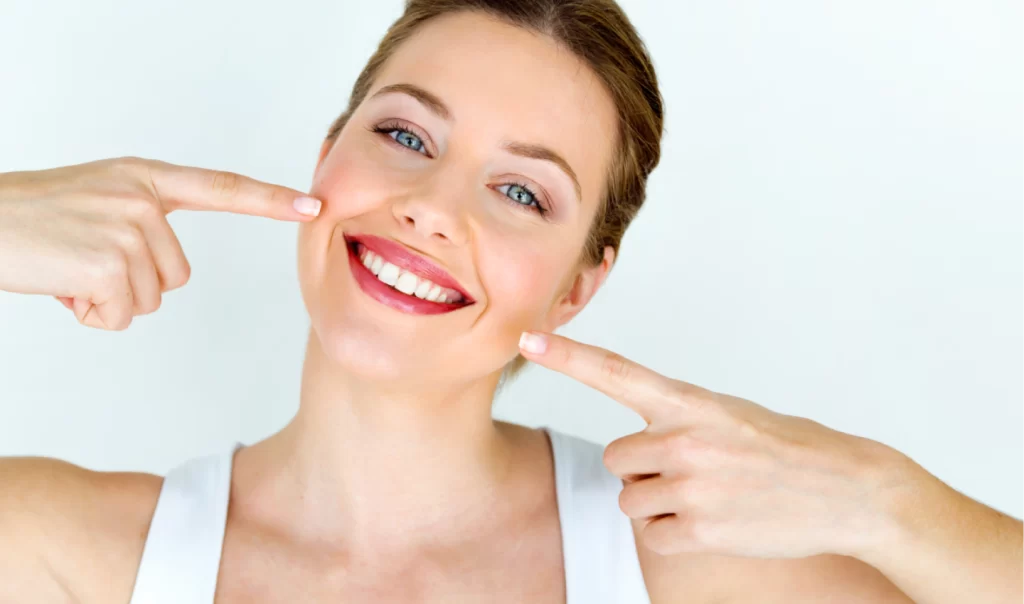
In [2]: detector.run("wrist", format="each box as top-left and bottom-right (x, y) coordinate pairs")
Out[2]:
(845, 441), (933, 565)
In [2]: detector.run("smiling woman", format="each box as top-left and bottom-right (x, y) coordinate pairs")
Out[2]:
(1, 0), (1021, 603)
(0, 0), (668, 600)
(301, 1), (661, 392)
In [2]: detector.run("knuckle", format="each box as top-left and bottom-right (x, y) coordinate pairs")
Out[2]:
(662, 431), (693, 461)
(123, 196), (161, 222)
(268, 186), (288, 206)
(112, 224), (145, 255)
(210, 170), (242, 196)
(668, 380), (713, 410)
(663, 431), (717, 468)
(677, 478), (709, 507)
(667, 476), (690, 501)
(693, 390), (723, 415)
(108, 156), (139, 175)
(557, 345), (576, 368)
(737, 419), (762, 440)
(601, 352), (632, 383)
(90, 249), (128, 287)
(657, 379), (689, 406)
(109, 157), (147, 186)
(113, 155), (144, 169)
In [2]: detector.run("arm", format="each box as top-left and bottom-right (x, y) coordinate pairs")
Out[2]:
(854, 451), (1023, 604)
(0, 158), (320, 600)
(516, 331), (1021, 604)
(0, 457), (162, 603)
(0, 458), (86, 602)
(638, 448), (1022, 604)
(0, 157), (319, 329)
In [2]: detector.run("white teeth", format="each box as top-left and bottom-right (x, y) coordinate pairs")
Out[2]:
(413, 280), (432, 299)
(356, 244), (466, 305)
(377, 262), (400, 286)
(394, 272), (418, 295)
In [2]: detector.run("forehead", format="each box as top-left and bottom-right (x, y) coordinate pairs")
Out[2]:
(368, 10), (618, 206)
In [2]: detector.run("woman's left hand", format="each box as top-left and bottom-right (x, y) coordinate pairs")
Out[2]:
(518, 331), (915, 560)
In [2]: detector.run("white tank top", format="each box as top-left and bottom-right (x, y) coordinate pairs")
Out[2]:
(129, 427), (650, 603)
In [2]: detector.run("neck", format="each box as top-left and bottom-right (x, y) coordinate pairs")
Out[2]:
(236, 328), (518, 553)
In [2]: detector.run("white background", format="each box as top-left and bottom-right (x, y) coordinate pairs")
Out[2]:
(0, 1), (1020, 518)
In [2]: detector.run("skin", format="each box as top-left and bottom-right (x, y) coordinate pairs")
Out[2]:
(520, 333), (1023, 604)
(1, 10), (1018, 604)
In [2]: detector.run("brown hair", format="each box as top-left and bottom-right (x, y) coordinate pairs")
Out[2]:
(325, 0), (664, 386)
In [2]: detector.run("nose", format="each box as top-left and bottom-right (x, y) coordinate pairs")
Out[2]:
(390, 188), (470, 246)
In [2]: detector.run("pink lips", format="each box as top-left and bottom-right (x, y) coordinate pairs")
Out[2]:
(343, 233), (475, 315)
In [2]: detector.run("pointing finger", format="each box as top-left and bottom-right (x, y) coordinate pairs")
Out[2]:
(518, 331), (679, 423)
(144, 160), (322, 221)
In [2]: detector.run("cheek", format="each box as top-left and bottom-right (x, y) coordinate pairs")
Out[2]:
(480, 243), (565, 337)
(309, 140), (397, 223)
(297, 139), (390, 317)
(298, 137), (407, 286)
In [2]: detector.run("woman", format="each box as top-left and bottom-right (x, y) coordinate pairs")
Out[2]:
(1, 0), (1020, 602)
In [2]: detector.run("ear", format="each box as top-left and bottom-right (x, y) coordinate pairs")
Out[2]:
(544, 245), (616, 330)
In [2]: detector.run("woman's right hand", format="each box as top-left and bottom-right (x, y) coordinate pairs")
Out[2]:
(0, 157), (322, 330)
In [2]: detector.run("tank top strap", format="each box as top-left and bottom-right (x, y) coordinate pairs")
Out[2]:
(543, 427), (650, 604)
(129, 441), (243, 604)
(131, 432), (649, 603)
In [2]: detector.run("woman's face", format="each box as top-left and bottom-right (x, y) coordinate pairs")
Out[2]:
(298, 11), (618, 387)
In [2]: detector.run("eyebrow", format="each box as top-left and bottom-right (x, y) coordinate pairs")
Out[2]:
(502, 141), (582, 203)
(371, 83), (451, 121)
(370, 82), (582, 203)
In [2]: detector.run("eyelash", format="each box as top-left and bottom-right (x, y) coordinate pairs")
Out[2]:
(369, 121), (551, 218)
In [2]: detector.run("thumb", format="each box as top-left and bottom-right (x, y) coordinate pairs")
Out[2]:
(73, 296), (132, 331)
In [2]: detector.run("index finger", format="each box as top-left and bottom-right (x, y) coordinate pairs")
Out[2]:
(145, 160), (322, 221)
(518, 331), (678, 423)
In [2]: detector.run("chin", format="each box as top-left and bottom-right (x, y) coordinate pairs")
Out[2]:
(308, 307), (520, 391)
(303, 290), (466, 386)
(295, 223), (530, 390)
(314, 320), (414, 381)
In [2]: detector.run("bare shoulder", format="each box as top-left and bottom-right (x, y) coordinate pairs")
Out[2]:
(633, 521), (915, 604)
(0, 455), (163, 603)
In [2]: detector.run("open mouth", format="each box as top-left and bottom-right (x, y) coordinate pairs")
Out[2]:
(343, 233), (474, 315)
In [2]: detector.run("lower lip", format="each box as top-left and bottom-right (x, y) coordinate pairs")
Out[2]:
(346, 242), (469, 315)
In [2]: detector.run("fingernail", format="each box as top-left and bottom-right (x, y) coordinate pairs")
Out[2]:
(519, 332), (547, 354)
(293, 196), (321, 217)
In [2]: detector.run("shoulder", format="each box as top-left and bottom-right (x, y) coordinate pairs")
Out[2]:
(0, 455), (163, 603)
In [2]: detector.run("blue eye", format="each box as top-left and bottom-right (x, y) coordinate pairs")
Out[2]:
(497, 183), (547, 216)
(372, 123), (429, 156)
(391, 131), (423, 153)
(391, 129), (425, 153)
(500, 184), (536, 206)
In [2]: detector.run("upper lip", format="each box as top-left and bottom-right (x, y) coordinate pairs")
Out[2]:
(343, 233), (475, 303)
